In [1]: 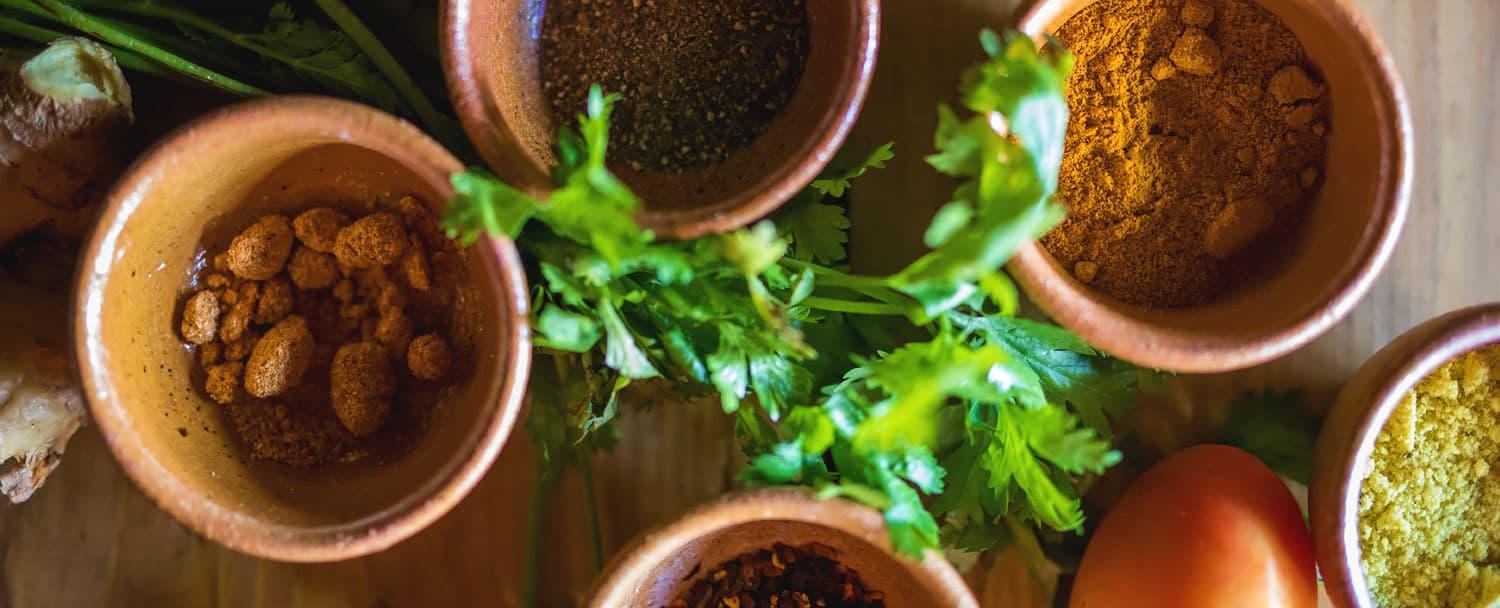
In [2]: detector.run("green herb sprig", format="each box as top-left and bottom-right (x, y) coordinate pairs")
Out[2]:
(0, 0), (1152, 568)
(444, 32), (1149, 559)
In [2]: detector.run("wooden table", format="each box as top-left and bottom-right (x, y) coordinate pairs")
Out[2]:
(2, 0), (1496, 605)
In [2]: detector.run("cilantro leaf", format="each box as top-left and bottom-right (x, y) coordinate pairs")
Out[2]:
(811, 142), (894, 197)
(975, 316), (1143, 435)
(253, 3), (406, 115)
(776, 191), (852, 264)
(1219, 390), (1321, 484)
(535, 305), (601, 352)
(893, 32), (1072, 311)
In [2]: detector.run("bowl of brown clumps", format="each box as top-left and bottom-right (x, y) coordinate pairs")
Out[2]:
(1312, 303), (1500, 608)
(74, 96), (531, 562)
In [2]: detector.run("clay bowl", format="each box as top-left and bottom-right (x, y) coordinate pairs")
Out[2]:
(1010, 0), (1411, 373)
(586, 488), (977, 607)
(1309, 303), (1500, 607)
(74, 97), (531, 562)
(441, 0), (880, 240)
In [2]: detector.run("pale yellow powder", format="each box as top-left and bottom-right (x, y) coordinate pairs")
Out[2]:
(1359, 345), (1500, 608)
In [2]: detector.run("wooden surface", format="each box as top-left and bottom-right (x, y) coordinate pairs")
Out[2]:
(2, 0), (1497, 606)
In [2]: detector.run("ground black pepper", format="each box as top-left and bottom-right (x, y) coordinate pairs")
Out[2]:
(666, 542), (886, 608)
(539, 0), (810, 172)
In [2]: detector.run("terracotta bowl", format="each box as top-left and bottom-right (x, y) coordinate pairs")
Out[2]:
(1309, 303), (1500, 607)
(441, 0), (880, 240)
(585, 488), (977, 607)
(74, 97), (531, 562)
(1010, 0), (1411, 373)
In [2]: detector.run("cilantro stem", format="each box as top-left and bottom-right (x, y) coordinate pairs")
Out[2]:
(16, 0), (269, 96)
(781, 258), (892, 291)
(815, 482), (892, 509)
(309, 0), (463, 150)
(577, 453), (605, 574)
(79, 0), (395, 100)
(522, 460), (549, 608)
(800, 296), (908, 317)
(0, 13), (167, 77)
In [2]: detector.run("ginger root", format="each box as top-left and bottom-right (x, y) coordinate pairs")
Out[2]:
(0, 281), (85, 504)
(0, 37), (129, 503)
(0, 37), (133, 214)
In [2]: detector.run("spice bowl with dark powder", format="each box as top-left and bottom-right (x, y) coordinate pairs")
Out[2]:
(587, 489), (978, 607)
(443, 0), (880, 239)
(76, 98), (531, 561)
(1007, 0), (1410, 373)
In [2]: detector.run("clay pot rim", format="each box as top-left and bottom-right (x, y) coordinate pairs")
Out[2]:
(72, 95), (533, 562)
(1313, 303), (1500, 607)
(439, 0), (882, 240)
(585, 487), (978, 608)
(1008, 0), (1413, 373)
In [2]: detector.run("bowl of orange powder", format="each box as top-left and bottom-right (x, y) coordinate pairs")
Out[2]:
(1009, 0), (1410, 373)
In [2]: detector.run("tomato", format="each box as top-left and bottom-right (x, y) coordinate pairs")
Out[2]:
(1069, 444), (1316, 608)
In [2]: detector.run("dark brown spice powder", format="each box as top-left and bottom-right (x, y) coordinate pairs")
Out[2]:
(665, 542), (885, 608)
(539, 0), (810, 172)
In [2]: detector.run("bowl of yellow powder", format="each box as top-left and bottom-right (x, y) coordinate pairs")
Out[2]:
(1312, 304), (1500, 608)
(1011, 0), (1411, 373)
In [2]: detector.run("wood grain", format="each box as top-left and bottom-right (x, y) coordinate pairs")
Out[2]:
(2, 0), (1496, 606)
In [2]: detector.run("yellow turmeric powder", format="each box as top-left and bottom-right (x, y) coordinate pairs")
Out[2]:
(1359, 345), (1500, 608)
(1044, 0), (1328, 307)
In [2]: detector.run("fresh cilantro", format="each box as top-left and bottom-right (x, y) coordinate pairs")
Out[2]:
(774, 142), (894, 265)
(811, 142), (894, 197)
(895, 32), (1072, 316)
(776, 192), (852, 264)
(436, 29), (1143, 565)
(1219, 390), (1322, 484)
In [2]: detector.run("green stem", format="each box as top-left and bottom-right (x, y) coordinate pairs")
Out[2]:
(20, 0), (268, 96)
(309, 0), (458, 145)
(801, 296), (909, 317)
(577, 454), (605, 574)
(815, 482), (892, 510)
(80, 1), (393, 99)
(0, 0), (46, 19)
(522, 461), (549, 608)
(0, 13), (166, 77)
(782, 257), (893, 291)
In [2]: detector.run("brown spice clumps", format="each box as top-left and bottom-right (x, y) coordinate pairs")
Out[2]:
(331, 342), (395, 437)
(226, 215), (294, 280)
(407, 334), (452, 381)
(255, 278), (294, 325)
(287, 247), (340, 290)
(1043, 0), (1329, 308)
(292, 207), (348, 253)
(180, 290), (220, 344)
(205, 362), (244, 405)
(333, 212), (407, 269)
(178, 198), (462, 467)
(244, 316), (314, 398)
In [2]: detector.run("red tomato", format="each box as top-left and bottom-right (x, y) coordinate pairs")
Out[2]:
(1069, 444), (1316, 608)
